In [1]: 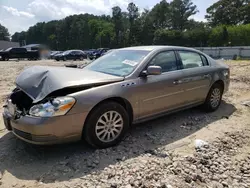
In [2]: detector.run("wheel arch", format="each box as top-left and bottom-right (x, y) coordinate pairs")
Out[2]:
(83, 97), (134, 129)
(212, 80), (225, 93)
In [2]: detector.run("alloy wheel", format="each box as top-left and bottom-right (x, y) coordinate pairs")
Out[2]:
(95, 111), (124, 143)
(210, 88), (221, 108)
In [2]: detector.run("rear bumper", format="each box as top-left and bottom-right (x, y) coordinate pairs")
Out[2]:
(2, 108), (88, 145)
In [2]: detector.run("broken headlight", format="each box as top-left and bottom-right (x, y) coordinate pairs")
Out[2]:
(29, 97), (75, 117)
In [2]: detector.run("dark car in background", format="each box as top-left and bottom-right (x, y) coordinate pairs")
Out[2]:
(55, 50), (87, 61)
(49, 51), (62, 59)
(0, 47), (40, 61)
(83, 49), (96, 56)
(89, 48), (109, 60)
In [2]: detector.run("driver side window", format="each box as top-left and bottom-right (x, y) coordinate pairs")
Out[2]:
(149, 51), (178, 73)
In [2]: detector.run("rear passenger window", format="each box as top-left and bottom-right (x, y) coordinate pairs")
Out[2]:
(201, 55), (209, 66)
(178, 51), (203, 69)
(12, 48), (26, 53)
(149, 51), (178, 73)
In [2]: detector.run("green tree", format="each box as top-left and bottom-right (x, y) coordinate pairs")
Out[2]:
(208, 25), (228, 46)
(206, 0), (249, 26)
(185, 19), (208, 30)
(112, 6), (123, 47)
(183, 25), (211, 47)
(150, 0), (171, 29)
(12, 31), (26, 45)
(127, 2), (139, 45)
(242, 2), (250, 24)
(169, 0), (198, 31)
(0, 24), (10, 41)
(137, 9), (155, 45)
(88, 19), (115, 48)
(153, 29), (184, 45)
(227, 24), (250, 46)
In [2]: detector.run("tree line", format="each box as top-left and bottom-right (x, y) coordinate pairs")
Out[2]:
(6, 0), (250, 49)
(0, 24), (10, 41)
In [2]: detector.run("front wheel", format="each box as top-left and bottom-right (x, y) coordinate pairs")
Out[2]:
(83, 102), (129, 148)
(203, 83), (223, 112)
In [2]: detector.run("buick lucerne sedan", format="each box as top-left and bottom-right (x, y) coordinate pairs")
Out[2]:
(2, 46), (230, 148)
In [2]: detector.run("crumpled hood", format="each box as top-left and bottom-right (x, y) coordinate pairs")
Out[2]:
(16, 66), (124, 103)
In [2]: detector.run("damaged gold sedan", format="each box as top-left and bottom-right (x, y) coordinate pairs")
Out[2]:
(2, 46), (230, 148)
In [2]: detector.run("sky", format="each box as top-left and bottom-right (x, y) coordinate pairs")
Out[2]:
(0, 0), (218, 35)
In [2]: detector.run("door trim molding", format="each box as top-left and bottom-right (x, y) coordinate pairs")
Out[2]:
(186, 85), (207, 91)
(143, 90), (184, 102)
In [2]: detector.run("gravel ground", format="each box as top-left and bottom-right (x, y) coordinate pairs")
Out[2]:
(0, 60), (250, 188)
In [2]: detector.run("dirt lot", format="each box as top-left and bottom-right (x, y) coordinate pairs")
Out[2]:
(0, 60), (250, 188)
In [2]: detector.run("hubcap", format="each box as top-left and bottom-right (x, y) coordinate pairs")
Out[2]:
(95, 111), (123, 143)
(210, 88), (221, 108)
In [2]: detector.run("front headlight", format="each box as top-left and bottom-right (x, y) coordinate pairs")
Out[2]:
(29, 97), (75, 117)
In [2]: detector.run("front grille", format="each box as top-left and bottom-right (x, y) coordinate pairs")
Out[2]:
(13, 128), (32, 141)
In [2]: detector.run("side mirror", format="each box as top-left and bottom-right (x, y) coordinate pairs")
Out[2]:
(141, 66), (162, 77)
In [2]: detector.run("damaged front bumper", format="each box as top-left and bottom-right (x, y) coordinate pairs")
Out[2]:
(2, 106), (87, 145)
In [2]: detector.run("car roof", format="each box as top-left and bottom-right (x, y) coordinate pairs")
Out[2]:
(64, 49), (82, 52)
(120, 45), (200, 52)
(72, 49), (83, 52)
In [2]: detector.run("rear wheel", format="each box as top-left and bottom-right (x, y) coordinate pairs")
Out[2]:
(4, 57), (9, 61)
(203, 83), (223, 112)
(80, 56), (84, 61)
(83, 102), (129, 148)
(63, 57), (67, 61)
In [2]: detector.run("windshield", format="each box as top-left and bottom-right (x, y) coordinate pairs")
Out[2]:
(86, 50), (150, 76)
(63, 50), (71, 55)
(5, 48), (12, 51)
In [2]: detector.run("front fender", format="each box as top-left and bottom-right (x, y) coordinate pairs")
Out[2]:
(67, 81), (139, 119)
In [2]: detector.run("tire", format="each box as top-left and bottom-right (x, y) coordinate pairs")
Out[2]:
(203, 83), (223, 112)
(80, 56), (84, 61)
(63, 57), (67, 61)
(83, 102), (129, 148)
